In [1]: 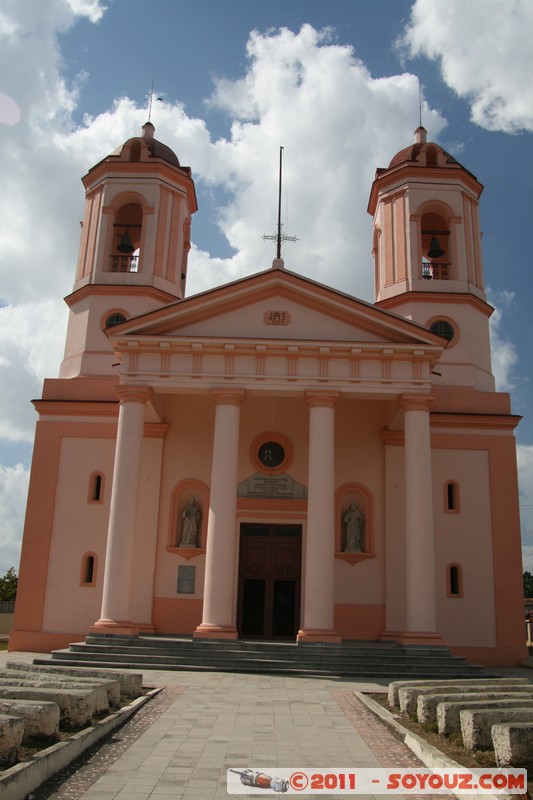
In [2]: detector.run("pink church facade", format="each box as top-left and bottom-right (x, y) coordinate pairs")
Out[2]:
(11, 123), (526, 666)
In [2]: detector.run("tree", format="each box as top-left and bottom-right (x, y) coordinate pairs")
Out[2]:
(524, 571), (533, 599)
(0, 567), (18, 602)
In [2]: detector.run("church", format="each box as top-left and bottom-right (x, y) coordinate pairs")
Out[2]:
(10, 121), (527, 666)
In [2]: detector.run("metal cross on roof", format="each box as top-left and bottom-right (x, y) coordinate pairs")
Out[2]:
(262, 146), (298, 260)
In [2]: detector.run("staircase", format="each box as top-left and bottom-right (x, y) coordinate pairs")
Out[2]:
(34, 635), (492, 679)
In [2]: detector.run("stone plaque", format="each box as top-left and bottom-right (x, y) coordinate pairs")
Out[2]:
(264, 310), (290, 326)
(177, 565), (196, 594)
(237, 472), (307, 499)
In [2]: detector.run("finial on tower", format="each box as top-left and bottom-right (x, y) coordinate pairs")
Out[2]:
(414, 125), (427, 144)
(142, 121), (155, 141)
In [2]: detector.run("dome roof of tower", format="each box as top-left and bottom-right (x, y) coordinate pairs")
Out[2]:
(127, 136), (180, 167)
(109, 122), (181, 168)
(148, 138), (181, 167)
(388, 126), (459, 170)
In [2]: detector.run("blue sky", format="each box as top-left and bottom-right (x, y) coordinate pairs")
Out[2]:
(0, 0), (532, 574)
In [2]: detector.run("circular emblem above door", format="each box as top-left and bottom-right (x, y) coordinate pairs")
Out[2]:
(258, 441), (285, 468)
(251, 432), (293, 475)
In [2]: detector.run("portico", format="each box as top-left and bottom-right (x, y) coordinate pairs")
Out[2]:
(86, 267), (444, 644)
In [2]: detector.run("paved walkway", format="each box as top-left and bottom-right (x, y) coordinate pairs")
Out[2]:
(1, 651), (531, 799)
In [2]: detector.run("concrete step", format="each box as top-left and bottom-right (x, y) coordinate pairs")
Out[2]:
(35, 635), (488, 678)
(36, 655), (484, 678)
(61, 648), (475, 667)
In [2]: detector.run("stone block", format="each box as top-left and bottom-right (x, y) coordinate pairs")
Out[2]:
(0, 685), (95, 729)
(0, 713), (24, 767)
(388, 677), (529, 708)
(0, 698), (60, 741)
(417, 691), (533, 727)
(492, 722), (533, 770)
(30, 662), (143, 697)
(436, 694), (533, 737)
(460, 707), (533, 751)
(7, 664), (121, 707)
(0, 671), (109, 715)
(398, 680), (531, 716)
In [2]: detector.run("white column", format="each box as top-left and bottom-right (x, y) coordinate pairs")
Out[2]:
(92, 387), (151, 635)
(400, 394), (442, 643)
(298, 392), (341, 643)
(194, 389), (245, 639)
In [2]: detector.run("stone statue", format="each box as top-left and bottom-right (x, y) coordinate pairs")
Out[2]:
(179, 497), (201, 547)
(343, 502), (363, 552)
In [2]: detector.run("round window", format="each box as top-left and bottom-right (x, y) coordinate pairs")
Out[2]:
(105, 313), (127, 328)
(430, 319), (455, 342)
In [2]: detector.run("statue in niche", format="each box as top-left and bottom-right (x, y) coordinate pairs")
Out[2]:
(343, 502), (363, 552)
(179, 497), (201, 547)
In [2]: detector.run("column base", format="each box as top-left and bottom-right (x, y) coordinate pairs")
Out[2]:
(193, 623), (238, 640)
(380, 630), (445, 646)
(135, 622), (156, 634)
(297, 628), (342, 643)
(90, 619), (154, 637)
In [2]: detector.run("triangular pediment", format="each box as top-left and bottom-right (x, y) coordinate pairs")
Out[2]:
(109, 267), (442, 348)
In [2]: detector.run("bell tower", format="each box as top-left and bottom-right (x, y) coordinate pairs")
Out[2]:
(60, 122), (197, 378)
(368, 126), (495, 391)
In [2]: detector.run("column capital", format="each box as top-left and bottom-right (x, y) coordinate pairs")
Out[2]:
(117, 385), (152, 405)
(305, 391), (340, 409)
(399, 393), (434, 413)
(211, 388), (246, 407)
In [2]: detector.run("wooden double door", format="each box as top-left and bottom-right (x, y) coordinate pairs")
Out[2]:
(237, 523), (302, 639)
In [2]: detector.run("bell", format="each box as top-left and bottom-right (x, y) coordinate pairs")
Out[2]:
(427, 235), (445, 259)
(117, 230), (134, 254)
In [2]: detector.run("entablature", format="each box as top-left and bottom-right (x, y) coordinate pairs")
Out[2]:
(110, 334), (442, 394)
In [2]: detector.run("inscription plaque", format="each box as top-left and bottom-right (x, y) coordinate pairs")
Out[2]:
(177, 565), (196, 594)
(237, 473), (307, 499)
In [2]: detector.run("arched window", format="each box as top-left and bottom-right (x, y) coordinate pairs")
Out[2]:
(444, 480), (460, 512)
(88, 472), (104, 504)
(447, 563), (463, 597)
(81, 553), (97, 586)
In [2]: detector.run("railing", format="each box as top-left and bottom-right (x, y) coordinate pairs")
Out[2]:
(0, 601), (15, 613)
(422, 262), (451, 280)
(109, 254), (139, 273)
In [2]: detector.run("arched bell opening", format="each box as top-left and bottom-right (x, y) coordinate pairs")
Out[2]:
(110, 202), (143, 273)
(421, 211), (451, 281)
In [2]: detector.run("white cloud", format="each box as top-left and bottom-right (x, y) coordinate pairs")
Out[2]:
(65, 0), (106, 23)
(0, 301), (68, 442)
(400, 0), (533, 133)
(487, 290), (518, 391)
(0, 464), (30, 573)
